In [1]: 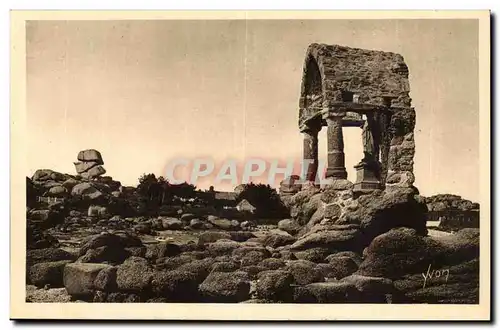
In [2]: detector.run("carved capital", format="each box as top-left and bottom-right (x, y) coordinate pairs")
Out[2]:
(324, 111), (347, 122)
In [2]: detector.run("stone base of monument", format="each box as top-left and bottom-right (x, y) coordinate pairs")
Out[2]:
(353, 161), (381, 194)
(319, 178), (354, 190)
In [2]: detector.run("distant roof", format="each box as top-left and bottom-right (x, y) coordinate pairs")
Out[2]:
(237, 199), (256, 211)
(214, 191), (238, 201)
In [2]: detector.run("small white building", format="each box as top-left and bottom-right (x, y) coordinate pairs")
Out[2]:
(236, 199), (256, 214)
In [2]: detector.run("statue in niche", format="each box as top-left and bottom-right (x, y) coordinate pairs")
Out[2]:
(361, 113), (381, 165)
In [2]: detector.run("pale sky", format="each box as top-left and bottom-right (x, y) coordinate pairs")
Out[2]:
(26, 19), (479, 201)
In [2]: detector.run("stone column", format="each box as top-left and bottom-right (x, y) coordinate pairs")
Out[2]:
(302, 125), (321, 183)
(326, 113), (347, 179)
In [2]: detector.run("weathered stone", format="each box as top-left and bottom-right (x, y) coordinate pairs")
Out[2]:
(133, 222), (152, 234)
(288, 189), (322, 225)
(77, 245), (130, 264)
(240, 250), (268, 267)
(80, 165), (106, 179)
(206, 240), (241, 256)
(74, 161), (100, 174)
(180, 213), (196, 222)
(26, 224), (59, 249)
(198, 231), (232, 245)
(294, 247), (330, 263)
(341, 274), (393, 294)
(161, 217), (183, 230)
(210, 261), (240, 273)
(189, 218), (204, 229)
(321, 179), (354, 191)
(28, 260), (73, 287)
(393, 258), (479, 304)
(323, 256), (359, 280)
(71, 182), (103, 199)
(116, 257), (154, 292)
(155, 254), (197, 270)
(279, 175), (303, 195)
(320, 187), (338, 203)
(208, 217), (233, 230)
(256, 270), (295, 302)
(356, 227), (479, 279)
(63, 263), (111, 297)
(175, 258), (215, 283)
(27, 209), (63, 227)
(323, 203), (341, 220)
(240, 220), (256, 229)
(26, 285), (72, 303)
(151, 270), (200, 302)
(303, 281), (358, 303)
(93, 266), (118, 292)
(229, 231), (257, 242)
(199, 271), (250, 303)
(325, 251), (362, 266)
(79, 232), (141, 257)
(27, 248), (77, 268)
(32, 169), (67, 182)
(232, 246), (271, 262)
(77, 149), (104, 164)
(339, 187), (427, 245)
(258, 258), (286, 271)
(145, 243), (182, 261)
(262, 234), (295, 250)
(105, 292), (140, 303)
(291, 225), (362, 252)
(61, 178), (79, 191)
(240, 265), (267, 279)
(47, 185), (68, 197)
(278, 219), (301, 235)
(285, 260), (324, 285)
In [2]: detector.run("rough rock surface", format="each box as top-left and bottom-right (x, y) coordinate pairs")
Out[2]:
(24, 140), (480, 305)
(63, 263), (111, 297)
(256, 270), (295, 302)
(356, 227), (479, 303)
(28, 260), (73, 287)
(116, 257), (154, 292)
(199, 271), (251, 302)
(26, 285), (72, 303)
(151, 270), (200, 302)
(278, 219), (302, 235)
(27, 248), (77, 268)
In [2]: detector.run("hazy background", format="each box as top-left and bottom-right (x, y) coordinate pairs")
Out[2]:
(26, 19), (479, 201)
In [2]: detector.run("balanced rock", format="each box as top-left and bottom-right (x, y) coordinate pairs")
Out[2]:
(74, 149), (106, 180)
(77, 149), (104, 164)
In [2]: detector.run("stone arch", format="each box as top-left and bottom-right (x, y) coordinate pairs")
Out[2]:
(300, 54), (324, 112)
(297, 43), (416, 190)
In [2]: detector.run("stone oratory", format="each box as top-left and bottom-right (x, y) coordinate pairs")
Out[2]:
(298, 43), (416, 193)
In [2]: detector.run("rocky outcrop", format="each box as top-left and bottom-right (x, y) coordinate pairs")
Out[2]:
(63, 263), (112, 298)
(24, 151), (479, 305)
(355, 227), (479, 303)
(199, 271), (251, 302)
(424, 194), (479, 212)
(424, 194), (480, 231)
(74, 149), (106, 180)
(286, 185), (427, 251)
(28, 260), (73, 288)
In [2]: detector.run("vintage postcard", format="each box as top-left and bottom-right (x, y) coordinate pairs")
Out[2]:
(10, 10), (491, 320)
